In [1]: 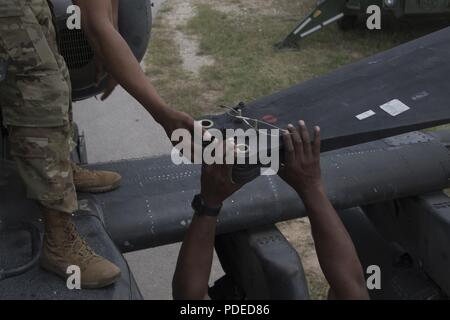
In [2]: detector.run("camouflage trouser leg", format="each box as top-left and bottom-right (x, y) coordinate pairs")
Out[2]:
(0, 0), (77, 213)
(8, 125), (78, 213)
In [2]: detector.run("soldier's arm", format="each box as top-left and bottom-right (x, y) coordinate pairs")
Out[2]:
(173, 143), (244, 300)
(280, 122), (369, 300)
(73, 0), (194, 138)
(172, 213), (217, 300)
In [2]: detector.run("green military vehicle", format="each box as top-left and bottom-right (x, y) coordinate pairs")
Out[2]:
(278, 0), (450, 47)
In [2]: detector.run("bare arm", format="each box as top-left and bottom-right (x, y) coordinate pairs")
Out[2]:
(302, 185), (368, 300)
(73, 0), (193, 136)
(280, 121), (369, 300)
(173, 142), (244, 300)
(172, 214), (217, 300)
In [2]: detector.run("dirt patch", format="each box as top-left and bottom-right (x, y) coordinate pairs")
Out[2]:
(145, 1), (220, 116)
(159, 0), (292, 76)
(165, 0), (214, 75)
(196, 0), (279, 16)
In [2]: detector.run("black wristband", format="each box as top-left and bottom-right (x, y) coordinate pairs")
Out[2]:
(191, 194), (222, 217)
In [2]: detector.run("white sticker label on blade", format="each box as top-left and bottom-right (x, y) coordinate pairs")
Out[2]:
(380, 99), (410, 117)
(356, 110), (376, 120)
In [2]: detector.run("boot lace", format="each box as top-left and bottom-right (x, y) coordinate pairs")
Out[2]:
(72, 162), (98, 177)
(62, 222), (97, 265)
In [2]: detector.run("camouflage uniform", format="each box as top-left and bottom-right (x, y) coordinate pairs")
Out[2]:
(0, 0), (77, 213)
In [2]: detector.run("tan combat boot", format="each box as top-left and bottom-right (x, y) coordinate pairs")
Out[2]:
(40, 209), (121, 289)
(72, 162), (122, 193)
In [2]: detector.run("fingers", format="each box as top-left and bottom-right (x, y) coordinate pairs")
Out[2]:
(223, 139), (248, 189)
(178, 111), (195, 134)
(208, 139), (234, 169)
(225, 137), (236, 162)
(299, 120), (312, 157)
(201, 140), (241, 197)
(312, 126), (321, 158)
(282, 129), (295, 165)
(287, 124), (303, 159)
(277, 162), (287, 180)
(224, 162), (236, 186)
(101, 77), (118, 101)
(101, 86), (114, 101)
(283, 121), (319, 165)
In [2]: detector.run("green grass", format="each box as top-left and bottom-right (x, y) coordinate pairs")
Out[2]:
(147, 0), (447, 115)
(186, 0), (446, 109)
